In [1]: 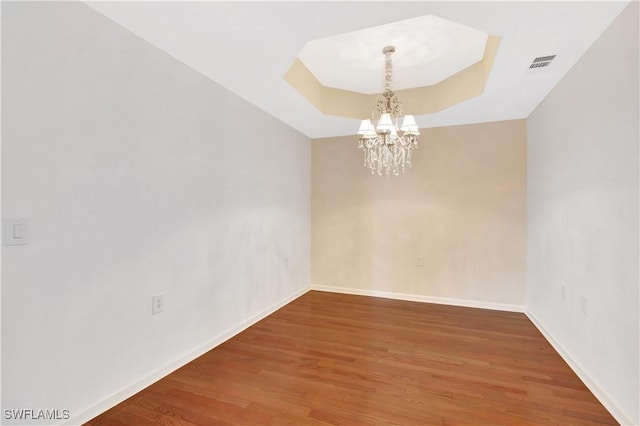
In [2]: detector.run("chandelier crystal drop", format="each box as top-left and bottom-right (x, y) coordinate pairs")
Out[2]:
(357, 46), (419, 177)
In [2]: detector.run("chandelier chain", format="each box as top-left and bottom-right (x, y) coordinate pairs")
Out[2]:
(384, 49), (393, 93)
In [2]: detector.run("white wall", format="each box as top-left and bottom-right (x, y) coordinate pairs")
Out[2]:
(526, 2), (639, 425)
(1, 2), (310, 425)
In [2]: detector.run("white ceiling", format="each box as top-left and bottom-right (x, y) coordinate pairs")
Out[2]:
(86, 1), (630, 139)
(298, 14), (488, 94)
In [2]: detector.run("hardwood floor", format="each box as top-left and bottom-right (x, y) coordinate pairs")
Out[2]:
(86, 291), (618, 425)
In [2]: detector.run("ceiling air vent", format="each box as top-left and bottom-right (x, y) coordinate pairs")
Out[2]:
(528, 55), (556, 69)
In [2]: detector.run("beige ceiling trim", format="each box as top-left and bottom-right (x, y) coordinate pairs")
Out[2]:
(284, 34), (501, 119)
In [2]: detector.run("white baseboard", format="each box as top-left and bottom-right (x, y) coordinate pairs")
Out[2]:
(67, 287), (309, 426)
(310, 284), (525, 313)
(526, 310), (634, 426)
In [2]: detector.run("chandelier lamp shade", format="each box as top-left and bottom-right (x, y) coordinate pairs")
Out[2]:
(357, 46), (420, 177)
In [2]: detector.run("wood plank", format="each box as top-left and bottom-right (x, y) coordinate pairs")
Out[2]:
(86, 291), (618, 425)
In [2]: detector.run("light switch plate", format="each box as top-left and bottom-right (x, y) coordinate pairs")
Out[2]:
(4, 218), (31, 245)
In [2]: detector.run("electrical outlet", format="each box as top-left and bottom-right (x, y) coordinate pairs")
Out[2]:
(284, 257), (289, 269)
(152, 294), (164, 315)
(580, 296), (587, 315)
(416, 256), (424, 267)
(561, 283), (566, 300)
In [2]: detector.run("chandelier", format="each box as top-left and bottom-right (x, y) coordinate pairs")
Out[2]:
(357, 46), (420, 177)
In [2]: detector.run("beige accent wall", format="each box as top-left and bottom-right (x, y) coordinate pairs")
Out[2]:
(312, 119), (526, 306)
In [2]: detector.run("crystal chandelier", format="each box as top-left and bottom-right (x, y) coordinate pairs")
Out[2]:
(357, 46), (420, 177)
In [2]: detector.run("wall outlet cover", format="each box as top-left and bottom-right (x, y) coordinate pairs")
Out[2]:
(152, 294), (164, 315)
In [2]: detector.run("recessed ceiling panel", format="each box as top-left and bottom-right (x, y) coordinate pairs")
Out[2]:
(298, 15), (489, 94)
